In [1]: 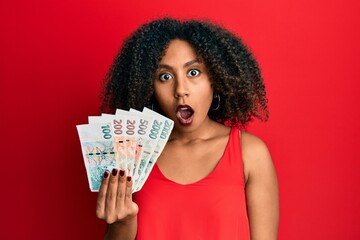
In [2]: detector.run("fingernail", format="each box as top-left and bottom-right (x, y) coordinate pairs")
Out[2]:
(112, 168), (118, 176)
(120, 170), (125, 177)
(103, 170), (110, 179)
(127, 176), (132, 182)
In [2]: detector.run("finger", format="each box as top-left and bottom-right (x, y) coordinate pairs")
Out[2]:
(96, 170), (110, 219)
(115, 169), (126, 208)
(124, 175), (139, 215)
(124, 175), (133, 206)
(105, 168), (119, 217)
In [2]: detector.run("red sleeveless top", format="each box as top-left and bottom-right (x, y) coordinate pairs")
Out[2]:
(133, 127), (250, 239)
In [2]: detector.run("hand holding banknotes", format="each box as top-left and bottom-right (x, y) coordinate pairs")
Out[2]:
(76, 108), (173, 238)
(96, 168), (138, 225)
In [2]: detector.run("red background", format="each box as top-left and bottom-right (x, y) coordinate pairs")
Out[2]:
(1, 0), (360, 239)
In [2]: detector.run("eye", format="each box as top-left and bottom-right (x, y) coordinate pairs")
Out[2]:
(187, 69), (200, 77)
(159, 73), (173, 81)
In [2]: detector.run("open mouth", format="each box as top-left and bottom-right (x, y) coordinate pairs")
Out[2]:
(176, 105), (194, 125)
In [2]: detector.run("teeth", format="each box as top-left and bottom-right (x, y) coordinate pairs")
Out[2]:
(178, 108), (192, 119)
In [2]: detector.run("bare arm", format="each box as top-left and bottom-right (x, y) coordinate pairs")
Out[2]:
(241, 132), (279, 240)
(96, 169), (139, 240)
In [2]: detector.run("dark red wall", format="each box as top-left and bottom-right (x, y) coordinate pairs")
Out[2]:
(1, 0), (360, 239)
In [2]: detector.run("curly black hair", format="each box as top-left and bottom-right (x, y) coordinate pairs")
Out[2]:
(101, 18), (268, 127)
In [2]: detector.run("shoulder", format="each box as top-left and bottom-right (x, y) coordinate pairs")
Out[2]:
(240, 131), (275, 184)
(240, 131), (270, 158)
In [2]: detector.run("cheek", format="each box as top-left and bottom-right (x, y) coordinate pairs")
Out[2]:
(154, 89), (166, 103)
(154, 87), (173, 111)
(202, 85), (214, 102)
(203, 87), (214, 111)
(153, 84), (163, 101)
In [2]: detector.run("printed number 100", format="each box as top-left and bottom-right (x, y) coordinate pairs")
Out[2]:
(101, 125), (112, 139)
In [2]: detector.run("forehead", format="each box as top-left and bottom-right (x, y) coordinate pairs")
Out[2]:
(160, 39), (198, 64)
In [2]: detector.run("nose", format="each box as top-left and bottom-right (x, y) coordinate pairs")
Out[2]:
(174, 77), (189, 99)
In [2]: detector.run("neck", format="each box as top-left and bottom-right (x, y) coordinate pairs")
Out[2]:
(169, 118), (224, 143)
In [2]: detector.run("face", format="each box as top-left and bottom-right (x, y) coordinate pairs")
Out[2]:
(153, 39), (214, 132)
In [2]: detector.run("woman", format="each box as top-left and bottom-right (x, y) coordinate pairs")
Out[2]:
(96, 18), (279, 240)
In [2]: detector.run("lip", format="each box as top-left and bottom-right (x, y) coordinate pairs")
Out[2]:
(176, 104), (194, 126)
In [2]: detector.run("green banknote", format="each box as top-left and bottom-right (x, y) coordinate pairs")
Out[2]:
(76, 123), (117, 192)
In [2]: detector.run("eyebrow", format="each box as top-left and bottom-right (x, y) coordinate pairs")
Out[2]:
(157, 59), (202, 70)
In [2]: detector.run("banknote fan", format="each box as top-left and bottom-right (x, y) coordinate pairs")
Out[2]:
(76, 108), (174, 193)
